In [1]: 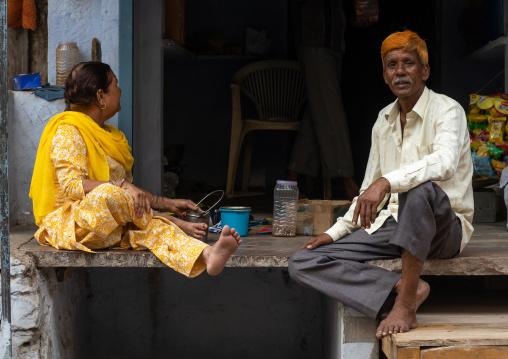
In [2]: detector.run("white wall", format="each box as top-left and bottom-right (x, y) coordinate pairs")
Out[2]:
(8, 92), (65, 225)
(47, 0), (120, 128)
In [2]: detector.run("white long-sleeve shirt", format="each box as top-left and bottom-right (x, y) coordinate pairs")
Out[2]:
(326, 87), (474, 252)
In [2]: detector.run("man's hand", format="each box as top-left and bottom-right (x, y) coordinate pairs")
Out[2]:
(352, 177), (390, 229)
(169, 199), (200, 217)
(298, 233), (334, 251)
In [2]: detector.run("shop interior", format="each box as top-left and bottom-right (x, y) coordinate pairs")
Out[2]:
(161, 0), (504, 212)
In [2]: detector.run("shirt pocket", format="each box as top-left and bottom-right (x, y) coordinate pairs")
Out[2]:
(416, 143), (433, 160)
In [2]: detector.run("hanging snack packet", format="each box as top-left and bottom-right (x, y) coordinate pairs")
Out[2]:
(467, 115), (488, 132)
(487, 142), (505, 160)
(488, 117), (506, 143)
(492, 159), (507, 176)
(472, 150), (496, 177)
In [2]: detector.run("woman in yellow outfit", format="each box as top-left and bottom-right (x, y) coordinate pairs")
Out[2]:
(30, 61), (241, 277)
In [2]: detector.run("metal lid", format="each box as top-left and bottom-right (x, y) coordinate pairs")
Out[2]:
(276, 180), (297, 185)
(219, 206), (251, 211)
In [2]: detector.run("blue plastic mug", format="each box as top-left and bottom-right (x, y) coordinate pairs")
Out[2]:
(219, 206), (251, 236)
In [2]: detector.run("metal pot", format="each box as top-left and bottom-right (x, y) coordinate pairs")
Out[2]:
(185, 190), (224, 242)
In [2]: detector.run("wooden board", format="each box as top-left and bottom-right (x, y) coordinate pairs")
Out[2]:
(390, 322), (508, 348)
(382, 337), (420, 359)
(421, 345), (508, 359)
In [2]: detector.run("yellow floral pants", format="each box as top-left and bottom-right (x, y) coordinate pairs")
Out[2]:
(36, 184), (208, 277)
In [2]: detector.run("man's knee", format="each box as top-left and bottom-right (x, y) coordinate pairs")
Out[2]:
(288, 249), (315, 281)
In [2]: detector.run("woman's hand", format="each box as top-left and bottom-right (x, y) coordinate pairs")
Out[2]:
(122, 182), (151, 217)
(168, 199), (200, 217)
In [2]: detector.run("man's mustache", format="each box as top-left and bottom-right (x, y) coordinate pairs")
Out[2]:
(392, 77), (412, 86)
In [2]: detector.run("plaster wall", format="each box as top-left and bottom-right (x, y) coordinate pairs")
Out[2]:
(8, 92), (65, 226)
(47, 0), (120, 128)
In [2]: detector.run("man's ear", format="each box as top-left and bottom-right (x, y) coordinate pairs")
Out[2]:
(422, 64), (430, 81)
(383, 70), (388, 85)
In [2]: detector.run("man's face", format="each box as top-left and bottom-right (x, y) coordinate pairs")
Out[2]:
(383, 49), (430, 101)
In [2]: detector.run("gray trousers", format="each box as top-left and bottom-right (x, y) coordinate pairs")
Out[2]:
(288, 181), (462, 319)
(287, 45), (354, 178)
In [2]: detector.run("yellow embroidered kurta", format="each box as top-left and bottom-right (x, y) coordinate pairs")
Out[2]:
(35, 124), (207, 277)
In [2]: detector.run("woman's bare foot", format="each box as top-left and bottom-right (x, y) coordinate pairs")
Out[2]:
(376, 279), (430, 338)
(202, 225), (242, 276)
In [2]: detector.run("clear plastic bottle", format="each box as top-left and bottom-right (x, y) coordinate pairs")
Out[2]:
(272, 180), (299, 237)
(56, 42), (80, 86)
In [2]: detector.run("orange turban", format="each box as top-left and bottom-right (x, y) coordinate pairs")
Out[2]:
(380, 30), (428, 68)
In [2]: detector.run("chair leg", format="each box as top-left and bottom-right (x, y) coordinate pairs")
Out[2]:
(241, 133), (255, 192)
(323, 177), (332, 200)
(226, 125), (244, 198)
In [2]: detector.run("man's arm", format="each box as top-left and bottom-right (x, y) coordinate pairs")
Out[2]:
(383, 103), (466, 194)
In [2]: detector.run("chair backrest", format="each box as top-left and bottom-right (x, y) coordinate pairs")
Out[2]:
(232, 60), (307, 122)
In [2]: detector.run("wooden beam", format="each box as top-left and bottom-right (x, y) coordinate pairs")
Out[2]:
(422, 345), (508, 359)
(398, 347), (420, 359)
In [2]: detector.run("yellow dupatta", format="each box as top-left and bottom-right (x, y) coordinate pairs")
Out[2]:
(29, 111), (134, 225)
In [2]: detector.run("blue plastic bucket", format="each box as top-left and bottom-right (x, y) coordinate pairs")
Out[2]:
(219, 206), (251, 236)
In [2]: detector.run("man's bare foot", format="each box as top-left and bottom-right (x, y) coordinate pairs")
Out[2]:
(202, 225), (242, 276)
(394, 278), (431, 311)
(376, 297), (418, 339)
(376, 279), (430, 338)
(343, 177), (360, 201)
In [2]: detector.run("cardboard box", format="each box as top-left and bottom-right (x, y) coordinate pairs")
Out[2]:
(12, 73), (42, 91)
(296, 199), (351, 236)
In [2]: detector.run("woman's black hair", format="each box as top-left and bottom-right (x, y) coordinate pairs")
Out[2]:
(64, 61), (113, 110)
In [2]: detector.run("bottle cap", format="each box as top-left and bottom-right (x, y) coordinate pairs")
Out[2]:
(276, 180), (297, 185)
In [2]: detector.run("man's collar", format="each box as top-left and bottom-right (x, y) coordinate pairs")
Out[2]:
(412, 86), (430, 119)
(384, 86), (430, 123)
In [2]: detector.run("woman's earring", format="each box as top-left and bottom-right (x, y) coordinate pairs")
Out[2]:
(100, 103), (106, 110)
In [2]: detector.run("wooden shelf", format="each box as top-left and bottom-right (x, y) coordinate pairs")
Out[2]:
(466, 35), (508, 61)
(162, 38), (268, 60)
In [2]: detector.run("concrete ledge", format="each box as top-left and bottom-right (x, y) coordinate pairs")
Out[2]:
(18, 222), (508, 273)
(20, 230), (303, 268)
(367, 221), (508, 275)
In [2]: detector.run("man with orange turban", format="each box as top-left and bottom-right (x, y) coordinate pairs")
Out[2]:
(289, 30), (473, 338)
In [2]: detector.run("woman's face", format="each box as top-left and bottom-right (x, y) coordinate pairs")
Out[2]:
(102, 72), (122, 118)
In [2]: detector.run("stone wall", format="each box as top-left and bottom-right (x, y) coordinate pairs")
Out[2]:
(4, 228), (88, 359)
